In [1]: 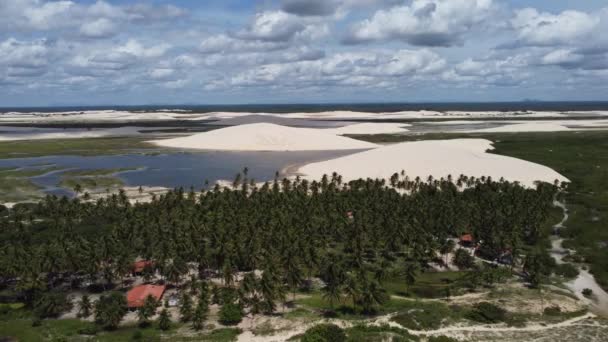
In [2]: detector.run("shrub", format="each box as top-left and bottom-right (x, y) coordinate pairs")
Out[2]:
(554, 263), (579, 279)
(77, 325), (99, 336)
(543, 306), (562, 316)
(390, 304), (451, 330)
(301, 324), (346, 342)
(453, 249), (475, 270)
(219, 303), (243, 325)
(582, 288), (593, 297)
(465, 302), (507, 323)
(428, 336), (458, 342)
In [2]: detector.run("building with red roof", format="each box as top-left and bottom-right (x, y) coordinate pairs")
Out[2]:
(127, 284), (166, 308)
(459, 234), (475, 247)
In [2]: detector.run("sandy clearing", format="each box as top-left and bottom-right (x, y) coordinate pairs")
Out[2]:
(297, 139), (569, 188)
(149, 123), (378, 151)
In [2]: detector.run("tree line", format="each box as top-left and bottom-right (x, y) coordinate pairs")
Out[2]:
(0, 171), (561, 320)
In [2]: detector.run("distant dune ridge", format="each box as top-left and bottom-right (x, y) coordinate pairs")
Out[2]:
(297, 139), (569, 188)
(149, 123), (378, 151)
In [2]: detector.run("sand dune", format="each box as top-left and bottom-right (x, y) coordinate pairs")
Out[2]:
(297, 139), (569, 187)
(150, 123), (378, 151)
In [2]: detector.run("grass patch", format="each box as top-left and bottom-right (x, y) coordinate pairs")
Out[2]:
(61, 167), (139, 177)
(390, 301), (458, 330)
(384, 271), (468, 298)
(345, 324), (419, 341)
(59, 176), (124, 190)
(0, 165), (64, 202)
(0, 137), (156, 159)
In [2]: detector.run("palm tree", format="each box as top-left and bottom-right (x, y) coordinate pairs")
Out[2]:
(192, 301), (207, 331)
(158, 308), (171, 331)
(403, 262), (418, 294)
(78, 295), (92, 318)
(179, 292), (193, 322)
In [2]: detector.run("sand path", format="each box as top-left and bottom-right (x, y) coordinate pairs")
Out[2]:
(549, 200), (608, 317)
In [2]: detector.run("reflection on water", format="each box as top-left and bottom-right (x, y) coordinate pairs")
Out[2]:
(0, 150), (361, 196)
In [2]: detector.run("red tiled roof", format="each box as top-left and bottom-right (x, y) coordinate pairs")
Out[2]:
(127, 285), (166, 308)
(460, 234), (474, 242)
(132, 260), (154, 273)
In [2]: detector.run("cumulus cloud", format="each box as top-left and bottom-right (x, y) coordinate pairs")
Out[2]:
(225, 49), (446, 89)
(236, 11), (309, 42)
(511, 8), (599, 47)
(344, 0), (498, 46)
(79, 18), (117, 38)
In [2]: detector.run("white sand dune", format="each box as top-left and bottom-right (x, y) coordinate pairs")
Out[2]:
(149, 123), (378, 151)
(297, 139), (569, 187)
(469, 122), (571, 133)
(327, 123), (410, 135)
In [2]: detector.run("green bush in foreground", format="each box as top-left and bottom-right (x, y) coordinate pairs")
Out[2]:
(428, 336), (459, 342)
(219, 303), (243, 325)
(465, 302), (507, 324)
(301, 323), (346, 342)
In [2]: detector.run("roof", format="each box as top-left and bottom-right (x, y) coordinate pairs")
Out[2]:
(127, 284), (166, 308)
(460, 234), (474, 242)
(132, 260), (154, 273)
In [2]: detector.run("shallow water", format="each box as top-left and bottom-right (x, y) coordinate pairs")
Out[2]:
(0, 150), (360, 196)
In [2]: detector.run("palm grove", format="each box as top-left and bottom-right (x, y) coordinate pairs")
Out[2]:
(0, 171), (562, 329)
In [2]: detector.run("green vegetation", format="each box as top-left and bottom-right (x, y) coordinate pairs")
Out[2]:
(219, 303), (243, 326)
(0, 137), (156, 159)
(301, 323), (346, 342)
(355, 130), (608, 290)
(57, 168), (139, 191)
(0, 166), (62, 202)
(345, 324), (419, 341)
(0, 169), (560, 340)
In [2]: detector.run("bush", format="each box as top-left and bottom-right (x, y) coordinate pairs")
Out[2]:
(453, 249), (475, 270)
(582, 288), (593, 297)
(301, 324), (346, 342)
(465, 302), (507, 323)
(77, 325), (99, 336)
(554, 263), (579, 279)
(219, 303), (243, 325)
(428, 336), (458, 342)
(543, 306), (562, 316)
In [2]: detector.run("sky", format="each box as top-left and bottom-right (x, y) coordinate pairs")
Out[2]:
(0, 0), (607, 106)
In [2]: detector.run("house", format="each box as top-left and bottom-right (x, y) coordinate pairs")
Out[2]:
(132, 260), (154, 275)
(127, 284), (166, 308)
(459, 234), (475, 247)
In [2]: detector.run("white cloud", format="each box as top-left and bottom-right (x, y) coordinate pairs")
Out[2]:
(235, 11), (324, 43)
(79, 18), (117, 38)
(116, 40), (170, 58)
(0, 38), (49, 69)
(541, 49), (584, 65)
(345, 0), (498, 46)
(511, 8), (599, 46)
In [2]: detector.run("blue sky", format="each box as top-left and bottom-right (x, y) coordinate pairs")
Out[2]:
(1, 0), (607, 106)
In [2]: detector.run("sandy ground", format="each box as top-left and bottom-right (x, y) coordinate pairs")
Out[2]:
(550, 200), (608, 317)
(2, 109), (607, 125)
(297, 139), (569, 188)
(149, 123), (378, 151)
